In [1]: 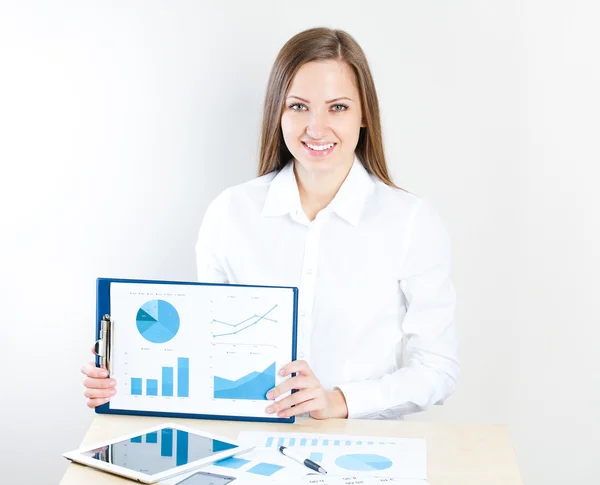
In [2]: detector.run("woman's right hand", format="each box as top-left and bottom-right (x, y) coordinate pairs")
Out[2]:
(81, 346), (118, 408)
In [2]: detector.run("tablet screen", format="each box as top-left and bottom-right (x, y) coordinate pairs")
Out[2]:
(82, 427), (238, 475)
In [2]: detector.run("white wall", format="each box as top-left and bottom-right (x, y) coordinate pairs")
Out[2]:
(509, 1), (600, 483)
(1, 1), (598, 484)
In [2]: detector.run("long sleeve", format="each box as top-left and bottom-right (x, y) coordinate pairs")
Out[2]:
(195, 191), (230, 284)
(336, 198), (460, 418)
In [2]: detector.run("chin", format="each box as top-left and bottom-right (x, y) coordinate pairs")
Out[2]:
(295, 153), (345, 173)
(300, 159), (336, 173)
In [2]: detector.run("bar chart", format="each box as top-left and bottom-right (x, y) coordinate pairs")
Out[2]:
(129, 428), (189, 466)
(262, 435), (399, 448)
(130, 357), (190, 398)
(129, 428), (236, 466)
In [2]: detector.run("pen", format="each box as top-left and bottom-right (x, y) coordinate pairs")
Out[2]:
(278, 445), (327, 475)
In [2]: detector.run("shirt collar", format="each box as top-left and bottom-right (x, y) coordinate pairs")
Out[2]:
(261, 160), (301, 218)
(330, 157), (376, 226)
(261, 156), (376, 227)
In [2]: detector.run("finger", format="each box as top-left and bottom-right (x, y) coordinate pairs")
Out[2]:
(84, 387), (117, 400)
(266, 389), (318, 415)
(278, 360), (312, 378)
(277, 398), (325, 418)
(83, 376), (117, 389)
(266, 375), (315, 400)
(81, 362), (109, 378)
(86, 397), (111, 409)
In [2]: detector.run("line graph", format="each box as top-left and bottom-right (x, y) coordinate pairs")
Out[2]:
(212, 304), (278, 338)
(213, 314), (277, 327)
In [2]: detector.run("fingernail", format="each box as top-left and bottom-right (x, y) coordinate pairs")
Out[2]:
(266, 406), (274, 414)
(266, 391), (273, 400)
(100, 370), (108, 377)
(110, 388), (117, 395)
(109, 380), (116, 387)
(279, 369), (285, 376)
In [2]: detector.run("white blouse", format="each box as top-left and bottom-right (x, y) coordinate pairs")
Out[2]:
(195, 158), (459, 418)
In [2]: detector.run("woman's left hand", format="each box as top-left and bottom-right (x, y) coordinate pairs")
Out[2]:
(265, 360), (348, 419)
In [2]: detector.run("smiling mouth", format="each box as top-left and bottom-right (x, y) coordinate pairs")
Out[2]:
(301, 141), (337, 157)
(303, 141), (335, 150)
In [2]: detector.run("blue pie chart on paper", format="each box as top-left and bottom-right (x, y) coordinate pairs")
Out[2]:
(136, 299), (180, 344)
(335, 454), (393, 471)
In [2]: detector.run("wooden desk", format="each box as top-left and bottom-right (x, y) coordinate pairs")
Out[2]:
(60, 415), (523, 485)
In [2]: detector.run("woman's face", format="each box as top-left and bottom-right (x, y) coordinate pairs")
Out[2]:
(281, 60), (364, 176)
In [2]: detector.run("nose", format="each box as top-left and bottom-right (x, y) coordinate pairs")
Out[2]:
(306, 110), (328, 139)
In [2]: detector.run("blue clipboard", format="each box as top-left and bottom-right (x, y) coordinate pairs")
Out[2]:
(94, 277), (298, 424)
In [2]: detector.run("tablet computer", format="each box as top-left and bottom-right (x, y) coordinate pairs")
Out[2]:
(63, 422), (253, 483)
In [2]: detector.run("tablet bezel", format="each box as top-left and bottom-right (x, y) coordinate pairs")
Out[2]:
(63, 422), (254, 484)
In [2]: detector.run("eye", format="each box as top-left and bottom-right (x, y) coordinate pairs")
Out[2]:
(288, 103), (308, 111)
(331, 104), (349, 112)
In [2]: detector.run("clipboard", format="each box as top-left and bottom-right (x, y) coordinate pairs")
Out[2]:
(94, 277), (298, 424)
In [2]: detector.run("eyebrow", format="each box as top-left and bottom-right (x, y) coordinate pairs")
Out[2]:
(287, 95), (353, 104)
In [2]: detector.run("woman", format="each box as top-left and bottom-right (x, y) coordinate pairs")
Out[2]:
(81, 27), (459, 420)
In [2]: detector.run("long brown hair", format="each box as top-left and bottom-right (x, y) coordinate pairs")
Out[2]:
(258, 27), (397, 188)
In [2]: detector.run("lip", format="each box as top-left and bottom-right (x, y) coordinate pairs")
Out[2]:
(301, 141), (337, 158)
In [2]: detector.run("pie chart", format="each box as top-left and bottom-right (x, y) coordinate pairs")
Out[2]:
(334, 454), (393, 472)
(136, 299), (180, 343)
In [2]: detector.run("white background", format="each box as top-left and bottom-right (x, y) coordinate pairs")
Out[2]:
(1, 1), (599, 484)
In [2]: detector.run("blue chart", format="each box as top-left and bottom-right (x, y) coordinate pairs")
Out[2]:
(131, 357), (189, 398)
(212, 304), (277, 338)
(310, 452), (323, 462)
(247, 463), (284, 477)
(129, 428), (189, 466)
(128, 429), (236, 468)
(213, 362), (275, 400)
(137, 299), (180, 344)
(215, 458), (283, 477)
(264, 436), (393, 447)
(214, 457), (251, 470)
(335, 454), (393, 472)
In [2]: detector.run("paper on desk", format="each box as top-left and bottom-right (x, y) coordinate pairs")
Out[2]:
(161, 432), (427, 484)
(295, 478), (429, 485)
(237, 431), (413, 448)
(236, 431), (427, 480)
(163, 469), (429, 485)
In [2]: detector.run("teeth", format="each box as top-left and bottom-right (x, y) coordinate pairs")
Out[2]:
(306, 142), (334, 151)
